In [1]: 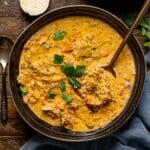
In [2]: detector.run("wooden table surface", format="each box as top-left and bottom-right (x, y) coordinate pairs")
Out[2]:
(0, 0), (149, 149)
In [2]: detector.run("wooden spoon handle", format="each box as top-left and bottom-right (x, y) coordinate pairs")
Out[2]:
(110, 0), (150, 66)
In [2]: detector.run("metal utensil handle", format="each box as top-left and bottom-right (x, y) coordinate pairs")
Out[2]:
(1, 69), (7, 125)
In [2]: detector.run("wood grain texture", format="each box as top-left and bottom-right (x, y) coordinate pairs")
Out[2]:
(0, 0), (21, 17)
(0, 0), (148, 149)
(0, 136), (27, 150)
(50, 0), (88, 9)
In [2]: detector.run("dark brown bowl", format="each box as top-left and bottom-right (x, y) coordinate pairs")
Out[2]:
(9, 5), (146, 142)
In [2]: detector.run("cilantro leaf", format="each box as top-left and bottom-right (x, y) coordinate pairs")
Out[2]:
(58, 81), (66, 91)
(48, 89), (57, 99)
(72, 65), (86, 77)
(139, 18), (149, 29)
(141, 27), (147, 36)
(62, 92), (72, 103)
(123, 15), (149, 29)
(143, 41), (150, 48)
(68, 77), (81, 89)
(53, 54), (64, 64)
(53, 30), (66, 41)
(61, 63), (75, 76)
(141, 27), (150, 40)
(145, 32), (150, 40)
(123, 15), (136, 26)
(20, 86), (29, 95)
(61, 64), (86, 77)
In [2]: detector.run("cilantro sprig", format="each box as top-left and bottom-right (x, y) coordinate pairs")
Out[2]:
(20, 86), (29, 95)
(61, 63), (75, 76)
(123, 14), (150, 48)
(61, 63), (85, 89)
(62, 92), (73, 103)
(53, 54), (64, 64)
(51, 52), (86, 103)
(61, 64), (86, 78)
(53, 30), (66, 41)
(72, 66), (86, 77)
(123, 15), (149, 29)
(59, 81), (66, 92)
(48, 89), (57, 99)
(68, 77), (81, 89)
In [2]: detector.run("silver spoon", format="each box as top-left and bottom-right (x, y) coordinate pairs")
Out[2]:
(0, 37), (13, 125)
(102, 0), (150, 77)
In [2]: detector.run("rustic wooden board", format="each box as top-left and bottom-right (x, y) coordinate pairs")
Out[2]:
(0, 0), (148, 149)
(0, 136), (27, 150)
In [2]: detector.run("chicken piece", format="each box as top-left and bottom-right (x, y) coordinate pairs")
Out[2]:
(69, 102), (79, 110)
(17, 71), (32, 85)
(59, 110), (74, 129)
(41, 75), (65, 82)
(86, 96), (101, 112)
(60, 117), (70, 126)
(42, 103), (61, 119)
(100, 98), (115, 108)
(86, 96), (115, 112)
(23, 93), (39, 104)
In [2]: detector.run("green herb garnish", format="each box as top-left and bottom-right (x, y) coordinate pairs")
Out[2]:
(62, 92), (72, 103)
(143, 41), (150, 48)
(53, 54), (64, 64)
(139, 18), (149, 29)
(123, 15), (150, 48)
(43, 43), (50, 50)
(20, 86), (29, 95)
(61, 64), (86, 77)
(61, 63), (75, 76)
(59, 81), (66, 91)
(142, 27), (150, 40)
(123, 15), (149, 28)
(141, 26), (150, 48)
(53, 30), (66, 41)
(141, 27), (147, 36)
(68, 77), (81, 89)
(144, 32), (150, 40)
(123, 15), (136, 26)
(72, 66), (86, 77)
(60, 64), (85, 89)
(48, 89), (57, 99)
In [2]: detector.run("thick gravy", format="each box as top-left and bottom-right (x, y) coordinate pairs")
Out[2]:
(18, 16), (135, 131)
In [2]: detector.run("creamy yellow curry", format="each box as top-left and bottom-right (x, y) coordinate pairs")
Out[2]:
(18, 16), (135, 132)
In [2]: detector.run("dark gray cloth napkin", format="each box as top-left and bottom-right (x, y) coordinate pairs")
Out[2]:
(19, 70), (150, 150)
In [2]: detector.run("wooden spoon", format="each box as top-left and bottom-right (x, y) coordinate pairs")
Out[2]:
(101, 0), (150, 77)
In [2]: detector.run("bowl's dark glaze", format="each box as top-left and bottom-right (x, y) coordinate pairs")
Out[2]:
(9, 5), (146, 142)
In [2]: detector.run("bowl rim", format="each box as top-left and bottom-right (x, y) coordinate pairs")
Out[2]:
(9, 5), (146, 142)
